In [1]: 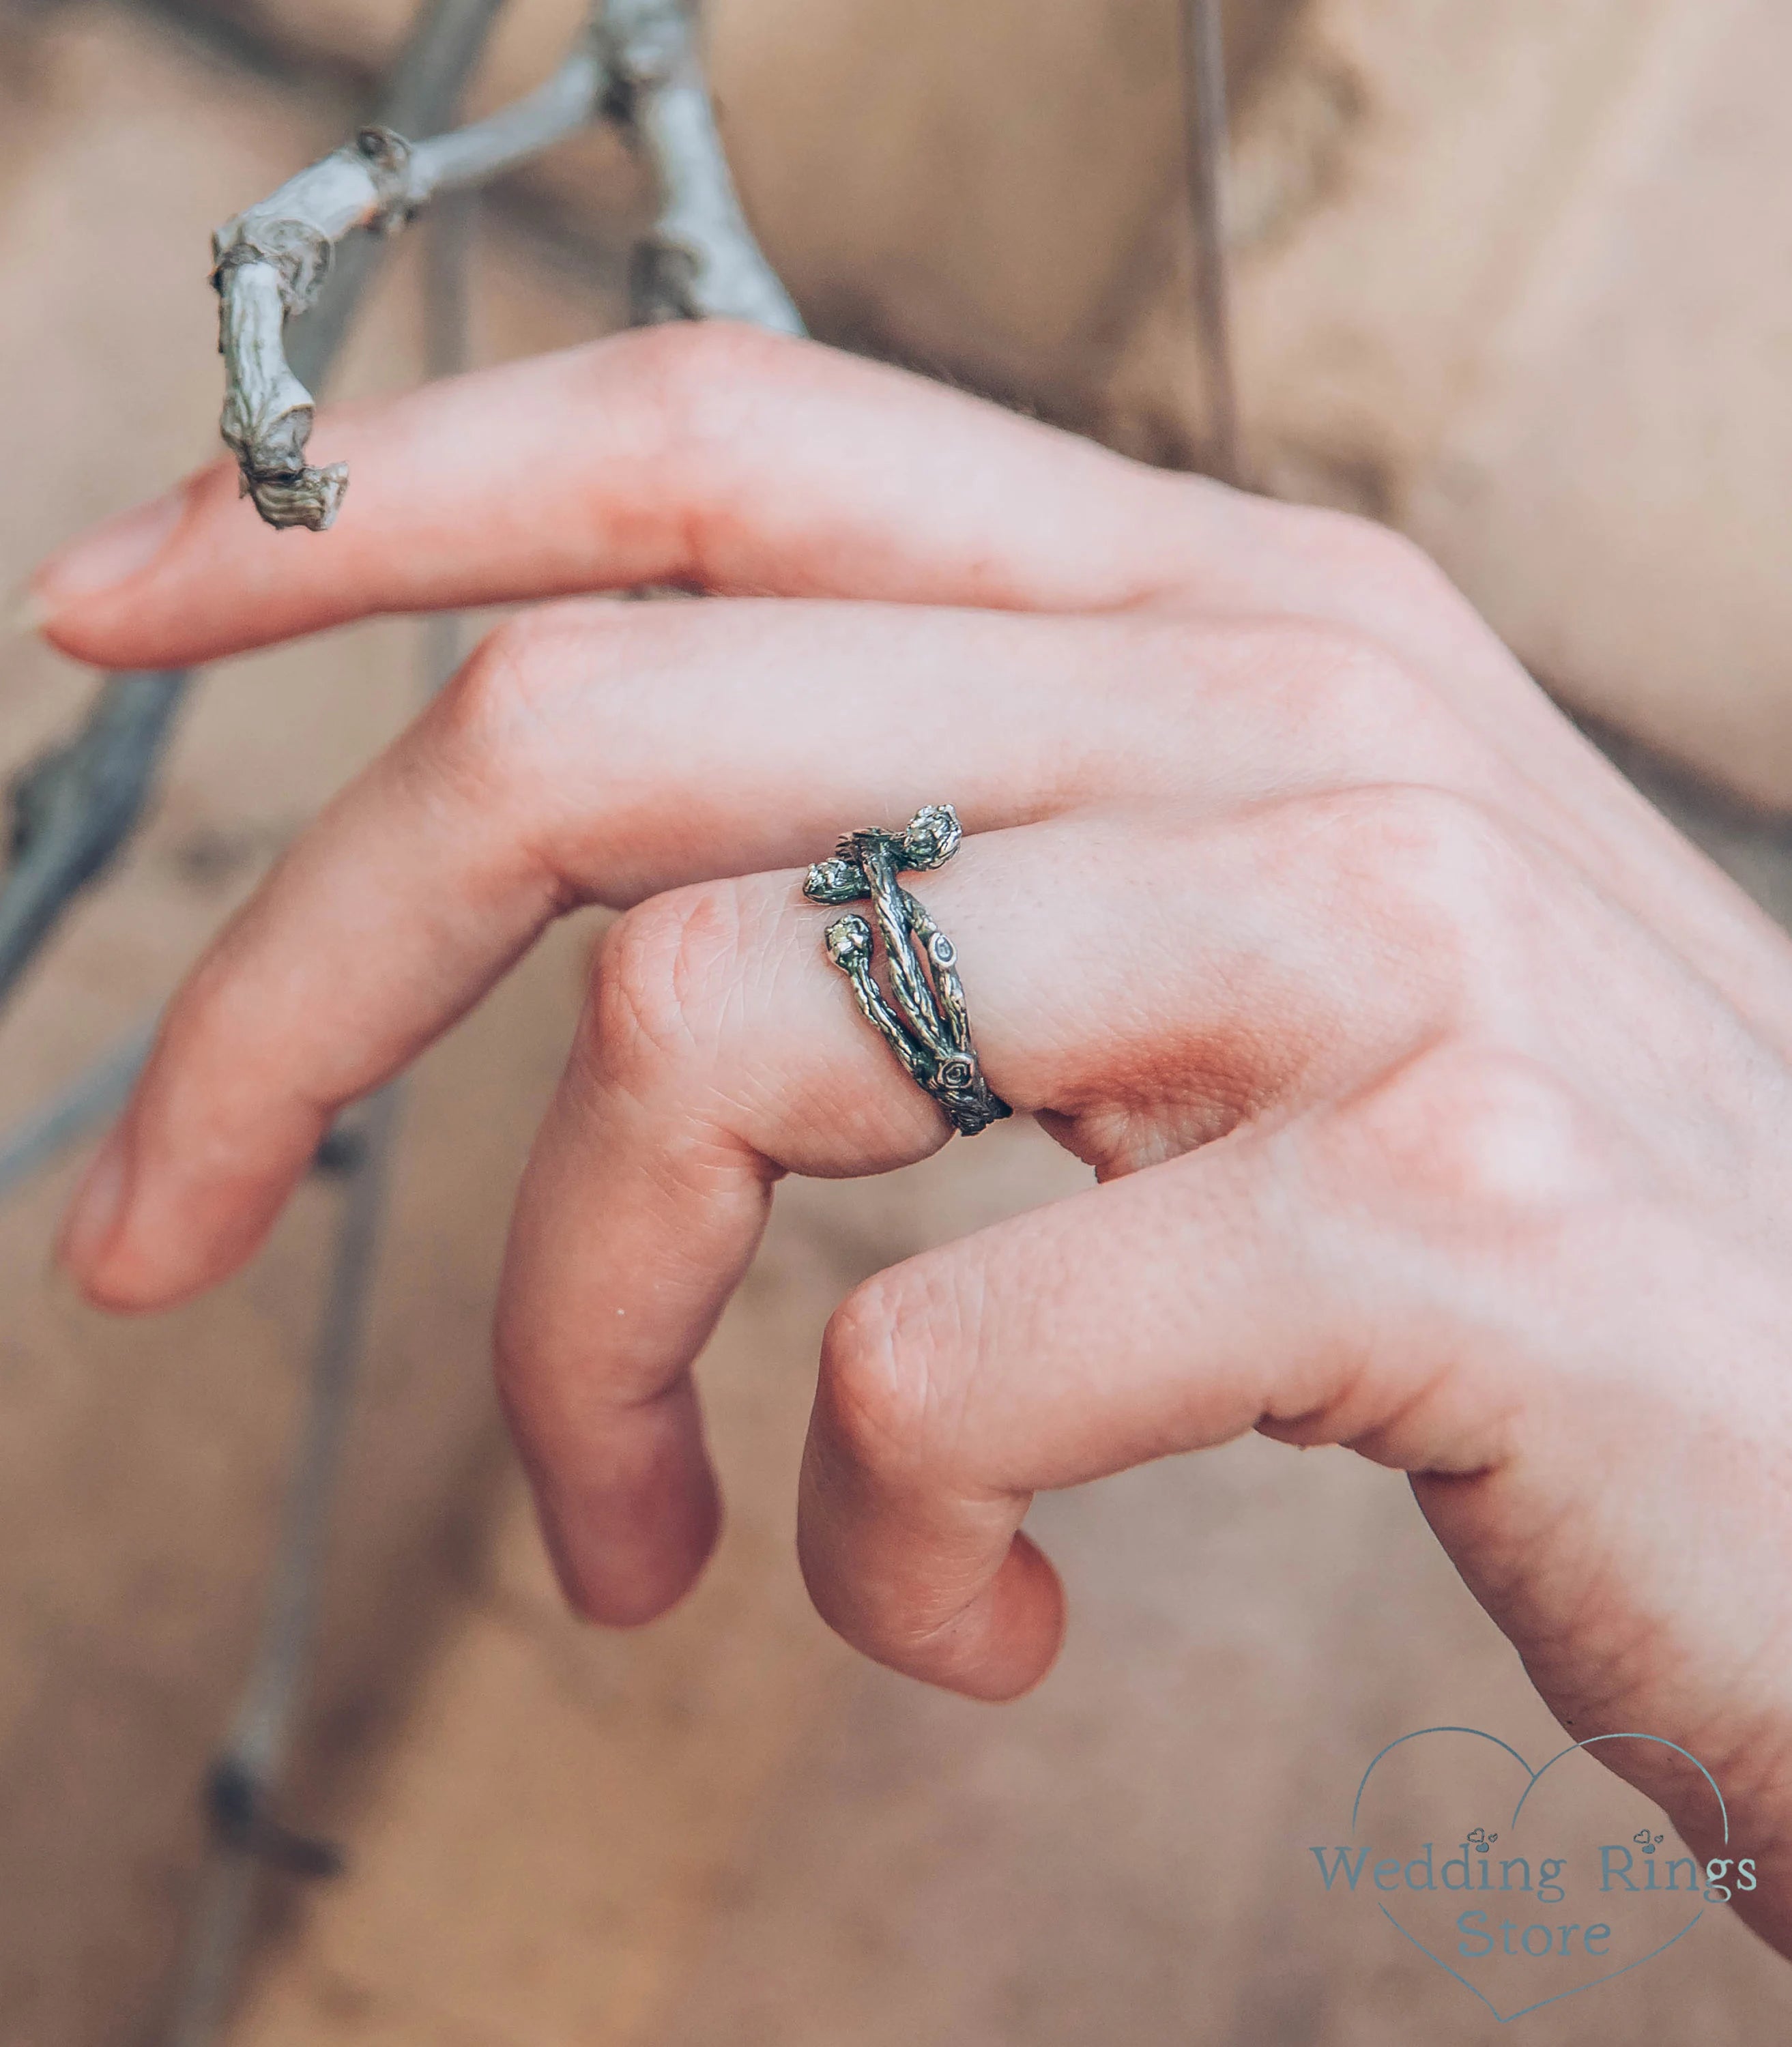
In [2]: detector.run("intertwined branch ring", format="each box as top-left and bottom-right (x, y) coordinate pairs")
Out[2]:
(803, 803), (1012, 1137)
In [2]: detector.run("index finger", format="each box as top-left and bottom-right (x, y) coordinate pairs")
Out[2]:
(31, 323), (1234, 672)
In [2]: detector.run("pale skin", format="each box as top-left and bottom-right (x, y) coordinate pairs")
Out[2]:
(29, 324), (1792, 1955)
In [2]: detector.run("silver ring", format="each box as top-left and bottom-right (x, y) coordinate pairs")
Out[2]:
(803, 803), (1012, 1137)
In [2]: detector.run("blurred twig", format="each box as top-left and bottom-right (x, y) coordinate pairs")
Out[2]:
(159, 1092), (405, 2047)
(0, 1018), (154, 1202)
(156, 186), (482, 2047)
(1, 672), (192, 1004)
(1180, 0), (1241, 485)
(605, 0), (803, 332)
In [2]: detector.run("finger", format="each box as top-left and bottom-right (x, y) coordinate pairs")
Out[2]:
(32, 323), (1538, 716)
(33, 291), (1765, 1035)
(798, 1107), (1516, 1698)
(33, 323), (1244, 671)
(59, 598), (1494, 1313)
(491, 809), (1474, 1640)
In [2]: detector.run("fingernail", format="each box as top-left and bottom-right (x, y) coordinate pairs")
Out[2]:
(57, 1124), (132, 1279)
(33, 486), (188, 606)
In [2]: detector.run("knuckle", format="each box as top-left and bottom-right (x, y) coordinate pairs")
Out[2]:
(429, 621), (525, 776)
(1292, 621), (1432, 729)
(1284, 501), (1458, 608)
(588, 881), (751, 1082)
(600, 314), (795, 396)
(1303, 783), (1535, 1002)
(818, 1272), (951, 1481)
(1258, 619), (1444, 754)
(1136, 615), (1473, 791)
(424, 609), (617, 895)
(1324, 1041), (1615, 1213)
(439, 600), (725, 827)
(1347, 518), (1450, 599)
(433, 603), (594, 767)
(1340, 779), (1512, 883)
(596, 319), (805, 483)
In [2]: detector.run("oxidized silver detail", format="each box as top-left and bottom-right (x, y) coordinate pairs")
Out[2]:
(804, 804), (1011, 1137)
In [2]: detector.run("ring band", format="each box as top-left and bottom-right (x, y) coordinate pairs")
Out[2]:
(803, 803), (1012, 1137)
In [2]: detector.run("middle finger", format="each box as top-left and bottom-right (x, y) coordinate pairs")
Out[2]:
(67, 597), (1479, 1311)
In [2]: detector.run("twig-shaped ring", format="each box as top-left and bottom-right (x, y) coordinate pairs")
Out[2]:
(803, 804), (1011, 1137)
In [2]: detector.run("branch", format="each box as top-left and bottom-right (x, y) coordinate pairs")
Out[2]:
(212, 30), (608, 529)
(0, 1017), (154, 1202)
(601, 0), (803, 332)
(212, 129), (414, 529)
(410, 35), (606, 194)
(212, 45), (602, 528)
(0, 670), (191, 1006)
(214, 0), (803, 531)
(158, 203), (485, 2047)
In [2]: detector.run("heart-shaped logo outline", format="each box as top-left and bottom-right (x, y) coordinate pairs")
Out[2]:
(1346, 1726), (1729, 2024)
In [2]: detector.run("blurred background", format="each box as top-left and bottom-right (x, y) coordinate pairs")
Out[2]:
(3, 0), (1791, 2039)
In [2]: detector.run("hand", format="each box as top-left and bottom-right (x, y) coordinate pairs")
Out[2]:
(33, 325), (1792, 1952)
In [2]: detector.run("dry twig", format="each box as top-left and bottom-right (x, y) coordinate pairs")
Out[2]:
(212, 31), (605, 526)
(214, 0), (801, 530)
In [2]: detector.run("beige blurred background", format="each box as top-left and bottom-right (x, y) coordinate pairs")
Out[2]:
(3, 1), (1791, 2041)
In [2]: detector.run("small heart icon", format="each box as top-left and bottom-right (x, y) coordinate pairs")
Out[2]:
(1318, 1727), (1731, 2024)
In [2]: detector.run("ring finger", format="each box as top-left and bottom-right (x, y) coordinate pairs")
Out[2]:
(497, 802), (1473, 1653)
